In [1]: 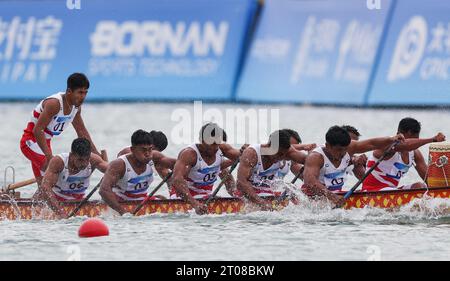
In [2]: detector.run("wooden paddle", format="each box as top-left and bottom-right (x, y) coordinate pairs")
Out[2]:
(342, 140), (400, 201)
(290, 166), (304, 184)
(132, 171), (173, 215)
(203, 158), (240, 206)
(4, 178), (36, 192)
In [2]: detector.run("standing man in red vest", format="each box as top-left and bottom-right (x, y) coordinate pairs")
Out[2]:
(20, 73), (101, 189)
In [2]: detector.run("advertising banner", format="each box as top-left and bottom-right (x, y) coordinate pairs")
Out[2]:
(368, 0), (450, 106)
(0, 0), (256, 100)
(237, 0), (393, 105)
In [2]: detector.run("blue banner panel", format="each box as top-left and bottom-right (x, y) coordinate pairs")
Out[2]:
(368, 0), (450, 106)
(236, 0), (392, 105)
(0, 0), (256, 100)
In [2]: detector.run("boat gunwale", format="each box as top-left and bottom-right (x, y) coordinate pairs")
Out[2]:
(1, 186), (449, 206)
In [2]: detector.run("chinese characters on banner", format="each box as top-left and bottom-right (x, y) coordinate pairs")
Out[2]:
(0, 16), (62, 83)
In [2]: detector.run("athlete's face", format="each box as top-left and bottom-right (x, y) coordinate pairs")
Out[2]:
(202, 142), (220, 155)
(131, 144), (153, 164)
(272, 147), (290, 162)
(401, 131), (419, 139)
(326, 144), (349, 160)
(290, 137), (300, 145)
(71, 154), (90, 171)
(348, 133), (359, 141)
(68, 87), (88, 107)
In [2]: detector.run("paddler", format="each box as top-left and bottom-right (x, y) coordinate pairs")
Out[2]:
(302, 126), (405, 207)
(40, 138), (108, 218)
(236, 130), (311, 209)
(170, 123), (242, 215)
(99, 130), (173, 215)
(362, 118), (446, 192)
(20, 73), (101, 188)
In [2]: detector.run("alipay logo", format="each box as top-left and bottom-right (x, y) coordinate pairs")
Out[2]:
(66, 0), (81, 10)
(388, 16), (428, 82)
(367, 0), (381, 10)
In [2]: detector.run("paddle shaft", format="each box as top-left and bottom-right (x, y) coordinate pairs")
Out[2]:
(132, 171), (173, 215)
(204, 158), (240, 205)
(5, 178), (36, 191)
(290, 166), (304, 184)
(343, 140), (400, 200)
(67, 179), (102, 218)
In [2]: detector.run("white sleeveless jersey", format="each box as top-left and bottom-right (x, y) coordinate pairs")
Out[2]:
(27, 92), (78, 139)
(169, 144), (224, 199)
(314, 146), (351, 193)
(363, 151), (414, 190)
(186, 144), (223, 195)
(277, 160), (291, 179)
(52, 153), (92, 200)
(113, 155), (154, 201)
(249, 144), (283, 196)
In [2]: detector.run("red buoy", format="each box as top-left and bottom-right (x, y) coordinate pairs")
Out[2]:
(78, 218), (109, 238)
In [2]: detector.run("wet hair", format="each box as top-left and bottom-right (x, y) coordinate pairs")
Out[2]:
(71, 138), (91, 157)
(131, 129), (153, 146)
(282, 128), (302, 144)
(326, 126), (351, 147)
(67, 73), (90, 91)
(199, 123), (227, 144)
(341, 125), (361, 137)
(150, 130), (168, 152)
(268, 130), (292, 151)
(398, 117), (421, 134)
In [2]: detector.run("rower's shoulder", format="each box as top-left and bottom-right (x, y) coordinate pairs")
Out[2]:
(41, 98), (61, 115)
(48, 155), (65, 172)
(240, 146), (257, 163)
(178, 146), (197, 158)
(305, 151), (324, 164)
(117, 146), (131, 157)
(89, 152), (104, 163)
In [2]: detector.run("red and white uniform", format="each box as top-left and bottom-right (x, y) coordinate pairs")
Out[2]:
(248, 144), (283, 197)
(20, 92), (79, 177)
(113, 155), (154, 201)
(170, 144), (224, 199)
(362, 151), (414, 192)
(52, 153), (92, 201)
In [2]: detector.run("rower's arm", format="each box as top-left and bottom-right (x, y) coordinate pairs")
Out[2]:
(90, 153), (108, 174)
(152, 151), (176, 170)
(72, 108), (100, 156)
(219, 168), (236, 196)
(292, 143), (317, 151)
(33, 99), (60, 166)
(413, 150), (428, 181)
(99, 159), (126, 215)
(236, 148), (266, 205)
(172, 149), (204, 209)
(286, 147), (307, 164)
(220, 158), (234, 170)
(394, 133), (446, 152)
(290, 163), (304, 180)
(117, 147), (131, 157)
(348, 134), (404, 155)
(40, 156), (66, 218)
(220, 143), (241, 161)
(154, 163), (172, 180)
(303, 153), (326, 190)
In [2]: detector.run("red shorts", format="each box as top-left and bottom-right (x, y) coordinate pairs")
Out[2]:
(20, 133), (52, 178)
